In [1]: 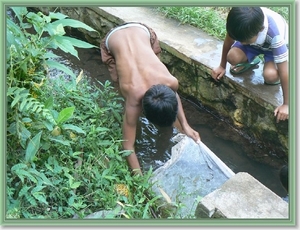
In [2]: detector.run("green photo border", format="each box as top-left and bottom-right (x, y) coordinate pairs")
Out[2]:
(1, 0), (297, 228)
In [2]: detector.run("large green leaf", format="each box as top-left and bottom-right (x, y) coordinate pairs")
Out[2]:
(43, 51), (60, 59)
(6, 21), (24, 49)
(52, 36), (79, 59)
(56, 107), (75, 124)
(61, 124), (86, 135)
(10, 7), (28, 23)
(11, 90), (30, 108)
(26, 11), (45, 34)
(44, 96), (54, 109)
(45, 60), (76, 79)
(25, 131), (42, 163)
(44, 23), (66, 36)
(11, 163), (27, 171)
(51, 18), (97, 32)
(62, 36), (97, 49)
(49, 137), (71, 146)
(49, 11), (68, 20)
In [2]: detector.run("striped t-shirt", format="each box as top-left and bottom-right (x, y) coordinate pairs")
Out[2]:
(251, 7), (288, 63)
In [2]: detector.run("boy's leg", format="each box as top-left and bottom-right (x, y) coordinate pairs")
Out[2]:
(228, 42), (261, 74)
(262, 51), (280, 85)
(263, 61), (280, 84)
(227, 47), (247, 65)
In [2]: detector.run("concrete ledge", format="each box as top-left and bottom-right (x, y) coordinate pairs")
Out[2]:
(195, 172), (288, 218)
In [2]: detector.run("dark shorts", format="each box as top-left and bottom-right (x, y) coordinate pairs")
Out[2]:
(232, 41), (274, 63)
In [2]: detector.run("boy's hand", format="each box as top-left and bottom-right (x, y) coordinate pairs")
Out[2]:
(274, 104), (288, 123)
(211, 66), (226, 81)
(183, 126), (201, 143)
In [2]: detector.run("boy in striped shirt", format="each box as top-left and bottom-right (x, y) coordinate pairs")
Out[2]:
(212, 7), (289, 123)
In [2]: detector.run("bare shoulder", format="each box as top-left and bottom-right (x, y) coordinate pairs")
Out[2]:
(164, 74), (179, 91)
(122, 84), (145, 106)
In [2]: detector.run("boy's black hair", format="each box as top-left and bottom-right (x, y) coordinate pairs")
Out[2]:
(279, 165), (288, 192)
(142, 84), (178, 127)
(226, 7), (264, 42)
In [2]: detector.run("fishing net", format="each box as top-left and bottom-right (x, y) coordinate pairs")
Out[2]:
(150, 134), (235, 217)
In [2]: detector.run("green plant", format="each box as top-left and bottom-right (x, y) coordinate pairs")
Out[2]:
(156, 7), (227, 40)
(6, 7), (167, 220)
(6, 7), (102, 218)
(6, 6), (98, 157)
(7, 7), (97, 83)
(156, 6), (289, 41)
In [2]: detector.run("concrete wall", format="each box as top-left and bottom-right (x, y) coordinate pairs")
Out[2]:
(32, 6), (288, 166)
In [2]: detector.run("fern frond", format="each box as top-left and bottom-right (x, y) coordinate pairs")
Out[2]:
(15, 169), (37, 183)
(24, 193), (37, 206)
(19, 185), (31, 197)
(28, 168), (54, 187)
(7, 86), (56, 124)
(11, 163), (27, 171)
(31, 192), (48, 205)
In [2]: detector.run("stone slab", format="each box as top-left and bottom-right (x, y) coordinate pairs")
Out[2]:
(195, 172), (289, 218)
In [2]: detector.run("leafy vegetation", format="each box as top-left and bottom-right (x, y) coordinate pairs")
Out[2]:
(6, 7), (163, 219)
(156, 7), (289, 40)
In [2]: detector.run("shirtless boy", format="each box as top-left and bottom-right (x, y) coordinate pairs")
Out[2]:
(100, 22), (200, 175)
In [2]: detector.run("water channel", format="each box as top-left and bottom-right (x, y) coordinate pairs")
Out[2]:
(52, 46), (287, 198)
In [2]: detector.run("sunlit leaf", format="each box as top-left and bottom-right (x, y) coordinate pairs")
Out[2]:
(76, 70), (84, 84)
(45, 60), (76, 79)
(56, 107), (75, 124)
(61, 124), (86, 135)
(51, 18), (97, 32)
(48, 11), (68, 20)
(70, 181), (81, 189)
(62, 36), (97, 49)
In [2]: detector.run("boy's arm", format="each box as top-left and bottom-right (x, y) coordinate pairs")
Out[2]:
(122, 102), (143, 175)
(274, 61), (289, 122)
(211, 33), (235, 80)
(220, 33), (235, 68)
(175, 93), (200, 142)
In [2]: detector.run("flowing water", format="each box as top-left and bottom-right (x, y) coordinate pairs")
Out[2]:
(52, 46), (288, 198)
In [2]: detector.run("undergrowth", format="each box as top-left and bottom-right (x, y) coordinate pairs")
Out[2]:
(6, 7), (164, 219)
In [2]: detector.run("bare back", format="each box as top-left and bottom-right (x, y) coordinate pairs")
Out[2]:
(107, 27), (178, 106)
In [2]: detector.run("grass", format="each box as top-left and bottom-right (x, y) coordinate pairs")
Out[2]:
(155, 7), (289, 40)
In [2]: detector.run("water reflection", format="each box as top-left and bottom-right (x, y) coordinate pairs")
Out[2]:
(135, 117), (179, 171)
